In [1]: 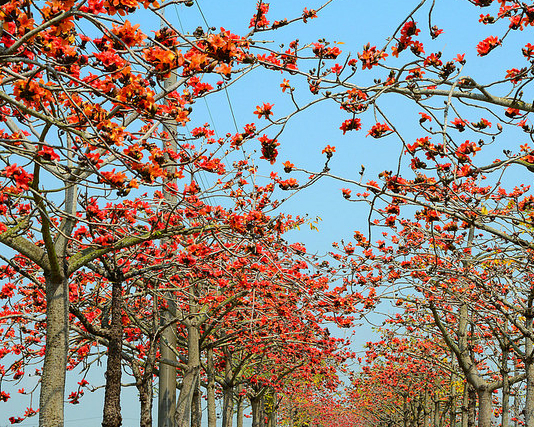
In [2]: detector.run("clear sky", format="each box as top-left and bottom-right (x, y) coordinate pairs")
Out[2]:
(1, 0), (524, 425)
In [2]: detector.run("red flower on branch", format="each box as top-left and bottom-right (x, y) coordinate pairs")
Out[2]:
(340, 118), (362, 135)
(253, 103), (274, 119)
(367, 122), (392, 138)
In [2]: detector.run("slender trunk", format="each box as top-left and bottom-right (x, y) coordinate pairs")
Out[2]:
(158, 10), (178, 425)
(434, 400), (440, 427)
(477, 389), (492, 427)
(139, 373), (154, 427)
(158, 304), (177, 427)
(39, 275), (68, 427)
(512, 360), (520, 427)
(526, 354), (534, 427)
(175, 321), (200, 427)
(251, 396), (263, 427)
(207, 347), (217, 427)
(102, 280), (124, 427)
(502, 347), (510, 427)
(461, 383), (469, 427)
(191, 374), (202, 427)
(449, 396), (456, 427)
(403, 394), (408, 427)
(428, 392), (432, 427)
(236, 384), (244, 427)
(526, 304), (534, 427)
(222, 384), (234, 427)
(222, 349), (234, 427)
(267, 390), (277, 427)
(468, 385), (476, 427)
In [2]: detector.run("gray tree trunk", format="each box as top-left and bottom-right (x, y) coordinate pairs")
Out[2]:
(139, 373), (154, 427)
(39, 274), (68, 427)
(251, 396), (264, 427)
(191, 375), (202, 427)
(477, 389), (492, 427)
(461, 384), (469, 427)
(468, 385), (476, 427)
(175, 321), (200, 427)
(206, 347), (217, 427)
(502, 346), (510, 427)
(102, 279), (123, 427)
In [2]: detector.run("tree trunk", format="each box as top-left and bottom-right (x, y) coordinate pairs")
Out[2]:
(434, 400), (440, 427)
(428, 392), (432, 427)
(251, 396), (264, 427)
(477, 389), (492, 427)
(158, 21), (178, 427)
(207, 347), (217, 427)
(468, 385), (476, 427)
(102, 279), (123, 427)
(461, 384), (468, 427)
(236, 385), (244, 427)
(526, 353), (534, 427)
(266, 390), (277, 427)
(139, 373), (154, 427)
(158, 308), (177, 427)
(39, 275), (68, 427)
(222, 383), (234, 427)
(502, 346), (510, 427)
(175, 321), (200, 427)
(191, 374), (202, 427)
(449, 396), (457, 427)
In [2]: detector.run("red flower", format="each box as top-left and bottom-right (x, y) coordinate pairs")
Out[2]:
(451, 118), (468, 132)
(473, 118), (491, 129)
(476, 36), (500, 56)
(423, 52), (442, 67)
(253, 103), (274, 119)
(280, 79), (291, 92)
(282, 161), (294, 172)
(322, 145), (336, 158)
(278, 178), (299, 190)
(505, 107), (520, 118)
(37, 145), (60, 161)
(454, 53), (466, 63)
(258, 134), (279, 164)
(340, 118), (362, 134)
(358, 43), (388, 70)
(341, 188), (351, 199)
(401, 21), (420, 37)
(506, 68), (526, 84)
(419, 112), (432, 123)
(367, 122), (392, 138)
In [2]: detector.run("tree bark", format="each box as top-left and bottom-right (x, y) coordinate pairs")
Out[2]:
(477, 389), (492, 427)
(175, 320), (200, 427)
(236, 384), (244, 427)
(251, 395), (264, 427)
(102, 279), (123, 427)
(39, 274), (68, 427)
(468, 385), (476, 427)
(139, 373), (154, 427)
(158, 304), (177, 427)
(191, 374), (202, 427)
(206, 347), (217, 427)
(502, 346), (510, 427)
(461, 383), (468, 427)
(526, 307), (534, 427)
(222, 383), (234, 427)
(433, 400), (440, 427)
